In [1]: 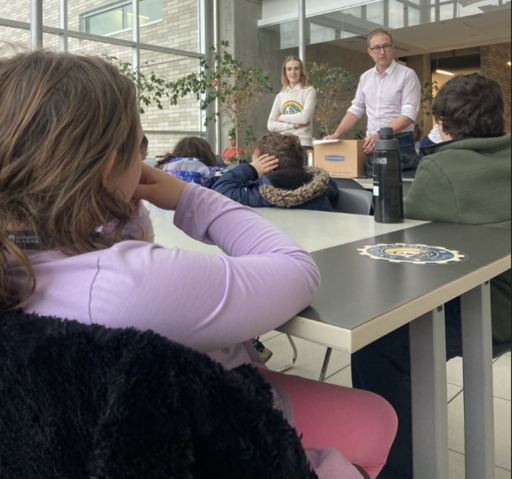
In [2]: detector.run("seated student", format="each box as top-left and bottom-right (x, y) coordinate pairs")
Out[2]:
(156, 136), (223, 187)
(222, 133), (245, 164)
(213, 132), (339, 211)
(352, 73), (512, 479)
(418, 124), (443, 150)
(0, 50), (397, 479)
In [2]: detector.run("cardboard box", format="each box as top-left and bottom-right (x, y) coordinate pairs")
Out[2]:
(313, 140), (367, 178)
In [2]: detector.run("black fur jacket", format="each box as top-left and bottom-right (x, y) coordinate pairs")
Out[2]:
(0, 309), (319, 479)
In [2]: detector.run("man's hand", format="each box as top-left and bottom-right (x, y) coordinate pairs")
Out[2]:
(134, 162), (187, 211)
(251, 154), (279, 178)
(363, 132), (380, 155)
(324, 134), (340, 141)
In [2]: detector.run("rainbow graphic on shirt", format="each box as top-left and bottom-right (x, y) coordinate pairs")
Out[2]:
(281, 101), (304, 116)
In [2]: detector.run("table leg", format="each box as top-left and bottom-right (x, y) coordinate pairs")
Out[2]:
(461, 283), (495, 479)
(410, 307), (449, 479)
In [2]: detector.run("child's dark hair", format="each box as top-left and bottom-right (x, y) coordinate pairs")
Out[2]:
(156, 137), (216, 169)
(253, 132), (306, 171)
(141, 135), (148, 149)
(432, 74), (505, 139)
(155, 153), (177, 169)
(174, 137), (216, 167)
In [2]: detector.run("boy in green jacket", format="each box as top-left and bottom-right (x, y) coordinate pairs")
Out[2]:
(352, 73), (511, 479)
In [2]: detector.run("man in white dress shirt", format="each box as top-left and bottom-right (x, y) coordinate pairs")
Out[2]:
(325, 29), (421, 166)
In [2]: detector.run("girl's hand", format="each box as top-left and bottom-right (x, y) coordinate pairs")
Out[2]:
(133, 163), (188, 211)
(294, 122), (311, 130)
(251, 154), (279, 178)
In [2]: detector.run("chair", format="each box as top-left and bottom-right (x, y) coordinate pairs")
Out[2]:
(0, 309), (316, 478)
(277, 335), (299, 373)
(215, 154), (225, 167)
(332, 178), (367, 191)
(332, 188), (374, 216)
(493, 342), (512, 359)
(319, 187), (374, 381)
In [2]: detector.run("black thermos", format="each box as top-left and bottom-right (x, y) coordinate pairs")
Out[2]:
(373, 127), (404, 224)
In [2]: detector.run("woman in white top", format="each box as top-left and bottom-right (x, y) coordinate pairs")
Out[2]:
(268, 57), (317, 150)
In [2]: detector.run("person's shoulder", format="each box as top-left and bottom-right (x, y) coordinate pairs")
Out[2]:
(361, 67), (374, 77)
(359, 67), (376, 82)
(428, 136), (512, 164)
(105, 240), (162, 258)
(421, 144), (460, 165)
(416, 148), (469, 183)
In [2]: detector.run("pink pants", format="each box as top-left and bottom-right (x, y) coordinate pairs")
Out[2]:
(259, 369), (398, 479)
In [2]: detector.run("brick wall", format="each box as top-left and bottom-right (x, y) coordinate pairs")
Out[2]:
(481, 42), (512, 133)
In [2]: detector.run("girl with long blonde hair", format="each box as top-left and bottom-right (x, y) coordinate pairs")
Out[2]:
(268, 56), (317, 151)
(0, 50), (397, 479)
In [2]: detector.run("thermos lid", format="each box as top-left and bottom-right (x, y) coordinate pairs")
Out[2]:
(380, 127), (394, 140)
(375, 127), (399, 151)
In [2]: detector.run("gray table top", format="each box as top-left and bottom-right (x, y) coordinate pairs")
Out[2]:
(147, 204), (425, 254)
(277, 222), (511, 353)
(146, 203), (510, 353)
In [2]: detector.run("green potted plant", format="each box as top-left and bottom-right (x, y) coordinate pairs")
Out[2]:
(417, 80), (439, 131)
(105, 55), (171, 115)
(107, 42), (272, 162)
(308, 62), (359, 138)
(168, 41), (273, 162)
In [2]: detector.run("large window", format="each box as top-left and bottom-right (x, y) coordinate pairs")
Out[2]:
(81, 0), (162, 36)
(0, 0), (213, 157)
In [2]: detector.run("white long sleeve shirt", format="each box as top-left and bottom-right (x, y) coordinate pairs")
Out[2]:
(348, 61), (421, 136)
(268, 86), (317, 147)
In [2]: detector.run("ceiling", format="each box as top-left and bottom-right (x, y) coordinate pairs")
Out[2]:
(326, 8), (511, 56)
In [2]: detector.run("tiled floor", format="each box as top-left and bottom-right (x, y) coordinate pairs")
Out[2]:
(261, 332), (512, 479)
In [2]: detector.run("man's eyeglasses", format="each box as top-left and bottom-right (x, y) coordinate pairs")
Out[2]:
(370, 43), (393, 54)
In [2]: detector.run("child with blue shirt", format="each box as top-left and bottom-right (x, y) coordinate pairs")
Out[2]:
(213, 132), (338, 211)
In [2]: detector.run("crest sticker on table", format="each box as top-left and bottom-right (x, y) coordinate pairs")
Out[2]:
(358, 243), (466, 265)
